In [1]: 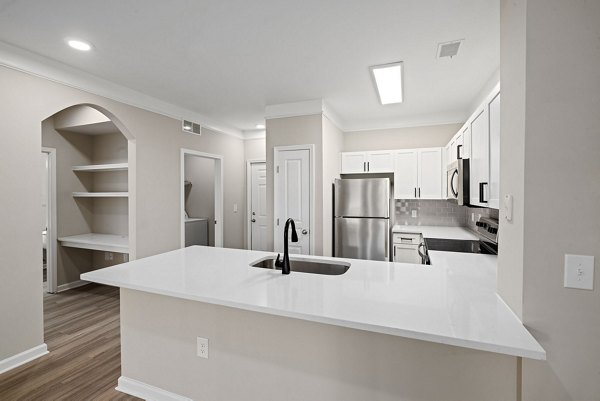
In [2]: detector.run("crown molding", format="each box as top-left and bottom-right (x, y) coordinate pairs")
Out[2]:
(0, 40), (244, 139)
(242, 129), (266, 140)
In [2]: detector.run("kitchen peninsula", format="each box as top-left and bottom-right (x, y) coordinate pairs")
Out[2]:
(82, 246), (544, 401)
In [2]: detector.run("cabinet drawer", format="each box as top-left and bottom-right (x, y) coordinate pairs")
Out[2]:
(393, 232), (421, 245)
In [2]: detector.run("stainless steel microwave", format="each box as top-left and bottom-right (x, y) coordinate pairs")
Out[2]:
(446, 159), (470, 205)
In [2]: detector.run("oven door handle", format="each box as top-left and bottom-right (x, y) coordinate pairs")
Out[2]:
(418, 242), (429, 265)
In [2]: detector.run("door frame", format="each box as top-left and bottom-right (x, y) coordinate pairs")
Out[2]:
(273, 144), (315, 254)
(246, 159), (266, 250)
(42, 147), (57, 293)
(180, 148), (224, 248)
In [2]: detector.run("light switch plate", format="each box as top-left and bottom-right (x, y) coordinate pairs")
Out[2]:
(564, 254), (594, 290)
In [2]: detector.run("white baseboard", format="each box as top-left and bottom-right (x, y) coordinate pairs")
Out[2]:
(0, 344), (48, 375)
(117, 376), (193, 401)
(57, 279), (90, 293)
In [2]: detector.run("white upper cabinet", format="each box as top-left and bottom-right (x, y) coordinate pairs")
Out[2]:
(394, 148), (443, 199)
(394, 150), (419, 199)
(418, 148), (443, 199)
(445, 84), (500, 209)
(340, 152), (368, 173)
(470, 107), (490, 206)
(367, 150), (395, 173)
(341, 151), (394, 174)
(488, 92), (501, 209)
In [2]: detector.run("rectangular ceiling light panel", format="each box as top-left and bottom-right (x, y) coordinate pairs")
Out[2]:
(370, 62), (403, 105)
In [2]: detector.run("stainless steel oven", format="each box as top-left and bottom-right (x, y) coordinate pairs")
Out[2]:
(446, 159), (470, 205)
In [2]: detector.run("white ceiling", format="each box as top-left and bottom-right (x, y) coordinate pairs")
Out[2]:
(0, 0), (499, 133)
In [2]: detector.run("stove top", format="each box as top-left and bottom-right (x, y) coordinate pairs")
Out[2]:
(424, 238), (498, 255)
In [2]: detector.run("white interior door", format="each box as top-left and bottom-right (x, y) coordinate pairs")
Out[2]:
(250, 162), (268, 251)
(274, 148), (311, 254)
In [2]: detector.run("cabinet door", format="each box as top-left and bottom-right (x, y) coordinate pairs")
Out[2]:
(488, 92), (501, 209)
(367, 151), (394, 172)
(394, 150), (418, 199)
(461, 126), (471, 159)
(393, 245), (421, 264)
(470, 108), (490, 206)
(455, 132), (464, 160)
(418, 148), (443, 199)
(341, 152), (367, 174)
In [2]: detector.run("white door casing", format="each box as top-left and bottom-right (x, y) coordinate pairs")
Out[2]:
(42, 147), (57, 293)
(274, 146), (313, 255)
(249, 162), (268, 251)
(180, 149), (224, 248)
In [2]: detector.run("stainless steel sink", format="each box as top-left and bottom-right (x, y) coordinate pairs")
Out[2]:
(251, 256), (350, 275)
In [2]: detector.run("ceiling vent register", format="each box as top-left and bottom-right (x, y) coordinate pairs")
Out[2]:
(437, 40), (463, 59)
(182, 120), (201, 135)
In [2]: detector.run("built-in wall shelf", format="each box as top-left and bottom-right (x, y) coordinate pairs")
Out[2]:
(58, 233), (129, 253)
(72, 163), (128, 172)
(73, 192), (129, 198)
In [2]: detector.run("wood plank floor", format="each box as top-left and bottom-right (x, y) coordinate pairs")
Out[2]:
(0, 284), (141, 401)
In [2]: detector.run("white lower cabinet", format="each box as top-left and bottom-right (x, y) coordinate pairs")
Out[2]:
(394, 148), (442, 199)
(392, 232), (423, 264)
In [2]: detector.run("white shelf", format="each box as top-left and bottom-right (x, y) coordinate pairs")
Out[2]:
(72, 163), (128, 172)
(58, 233), (129, 253)
(73, 192), (128, 198)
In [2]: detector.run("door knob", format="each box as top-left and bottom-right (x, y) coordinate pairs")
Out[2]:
(251, 219), (256, 223)
(301, 229), (308, 235)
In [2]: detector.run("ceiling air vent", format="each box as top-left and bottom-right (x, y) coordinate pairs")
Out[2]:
(182, 120), (201, 135)
(437, 39), (463, 59)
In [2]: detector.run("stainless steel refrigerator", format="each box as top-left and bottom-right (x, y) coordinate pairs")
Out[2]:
(333, 178), (390, 261)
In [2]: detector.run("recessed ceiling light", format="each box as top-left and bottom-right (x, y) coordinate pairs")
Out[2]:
(255, 124), (265, 129)
(370, 62), (403, 105)
(67, 39), (92, 51)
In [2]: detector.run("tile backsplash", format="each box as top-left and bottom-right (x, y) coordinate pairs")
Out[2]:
(395, 199), (467, 226)
(464, 206), (500, 231)
(394, 199), (499, 228)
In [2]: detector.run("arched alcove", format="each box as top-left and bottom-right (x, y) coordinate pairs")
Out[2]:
(41, 104), (134, 293)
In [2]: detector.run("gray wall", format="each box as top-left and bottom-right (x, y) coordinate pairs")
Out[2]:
(265, 115), (323, 254)
(500, 0), (600, 399)
(121, 288), (518, 401)
(184, 155), (216, 246)
(343, 124), (461, 151)
(321, 116), (343, 256)
(0, 65), (246, 362)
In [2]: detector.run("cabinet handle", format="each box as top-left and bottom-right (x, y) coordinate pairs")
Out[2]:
(479, 182), (489, 203)
(367, 161), (370, 171)
(363, 162), (366, 172)
(414, 188), (417, 198)
(457, 145), (463, 160)
(418, 188), (421, 198)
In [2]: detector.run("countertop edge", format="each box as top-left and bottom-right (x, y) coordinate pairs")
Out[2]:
(81, 272), (547, 361)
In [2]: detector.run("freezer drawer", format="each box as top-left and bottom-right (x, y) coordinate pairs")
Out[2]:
(334, 217), (389, 261)
(334, 178), (390, 218)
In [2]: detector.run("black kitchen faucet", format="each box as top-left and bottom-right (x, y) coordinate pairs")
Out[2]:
(275, 218), (298, 274)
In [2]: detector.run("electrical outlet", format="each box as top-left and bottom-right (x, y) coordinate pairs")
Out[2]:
(197, 337), (209, 359)
(105, 252), (113, 261)
(411, 209), (418, 218)
(564, 254), (594, 290)
(233, 203), (238, 213)
(123, 254), (129, 262)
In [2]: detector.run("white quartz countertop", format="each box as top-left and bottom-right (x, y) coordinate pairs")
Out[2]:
(392, 225), (480, 240)
(81, 246), (545, 360)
